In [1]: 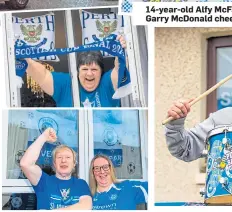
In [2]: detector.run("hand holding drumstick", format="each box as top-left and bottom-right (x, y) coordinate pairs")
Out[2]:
(162, 74), (232, 125)
(167, 98), (194, 120)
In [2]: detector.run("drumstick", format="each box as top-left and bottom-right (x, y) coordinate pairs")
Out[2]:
(162, 74), (232, 125)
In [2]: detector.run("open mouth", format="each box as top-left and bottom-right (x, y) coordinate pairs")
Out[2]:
(99, 174), (108, 180)
(85, 78), (94, 82)
(60, 165), (68, 169)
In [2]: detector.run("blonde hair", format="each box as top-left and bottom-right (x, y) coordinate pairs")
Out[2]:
(89, 154), (118, 196)
(52, 145), (77, 172)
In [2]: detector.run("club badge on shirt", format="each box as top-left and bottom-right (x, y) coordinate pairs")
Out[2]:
(109, 194), (118, 201)
(60, 189), (70, 201)
(82, 92), (101, 107)
(82, 98), (95, 107)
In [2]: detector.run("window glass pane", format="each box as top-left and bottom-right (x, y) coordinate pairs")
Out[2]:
(2, 193), (37, 210)
(93, 110), (143, 179)
(72, 9), (127, 107)
(72, 8), (116, 73)
(6, 110), (79, 179)
(12, 11), (71, 107)
(217, 47), (232, 109)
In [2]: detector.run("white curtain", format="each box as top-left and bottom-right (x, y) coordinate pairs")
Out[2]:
(7, 123), (28, 179)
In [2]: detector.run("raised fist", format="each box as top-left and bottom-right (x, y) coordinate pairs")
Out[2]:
(42, 128), (57, 142)
(117, 34), (126, 49)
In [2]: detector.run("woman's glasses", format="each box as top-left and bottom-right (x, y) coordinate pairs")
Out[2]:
(93, 164), (111, 172)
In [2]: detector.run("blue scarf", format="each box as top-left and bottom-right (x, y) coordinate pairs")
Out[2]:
(15, 34), (131, 99)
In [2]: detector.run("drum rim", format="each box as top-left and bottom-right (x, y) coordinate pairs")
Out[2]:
(205, 193), (232, 204)
(207, 125), (232, 140)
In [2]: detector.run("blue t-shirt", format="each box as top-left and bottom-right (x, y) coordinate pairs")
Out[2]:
(32, 172), (91, 210)
(92, 180), (148, 210)
(52, 70), (120, 107)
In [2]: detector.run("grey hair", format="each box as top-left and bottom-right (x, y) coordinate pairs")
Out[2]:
(52, 145), (77, 172)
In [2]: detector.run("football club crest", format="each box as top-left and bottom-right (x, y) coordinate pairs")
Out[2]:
(20, 24), (43, 43)
(109, 194), (118, 201)
(60, 188), (70, 201)
(38, 117), (58, 135)
(103, 127), (119, 146)
(82, 98), (95, 107)
(11, 197), (22, 209)
(96, 20), (118, 38)
(13, 13), (59, 62)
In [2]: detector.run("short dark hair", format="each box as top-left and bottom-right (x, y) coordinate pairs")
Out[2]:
(77, 51), (104, 72)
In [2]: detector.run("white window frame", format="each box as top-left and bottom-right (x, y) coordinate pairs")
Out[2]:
(3, 13), (21, 107)
(64, 10), (80, 107)
(77, 110), (86, 179)
(87, 109), (148, 182)
(2, 187), (34, 194)
(2, 110), (86, 190)
(1, 14), (10, 107)
(124, 16), (147, 107)
(4, 11), (81, 108)
(87, 109), (94, 174)
(138, 110), (148, 181)
(86, 110), (94, 183)
(4, 12), (147, 108)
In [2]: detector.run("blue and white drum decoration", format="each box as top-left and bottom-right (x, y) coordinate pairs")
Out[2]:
(204, 126), (232, 204)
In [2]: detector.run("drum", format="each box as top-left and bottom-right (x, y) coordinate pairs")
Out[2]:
(204, 126), (232, 204)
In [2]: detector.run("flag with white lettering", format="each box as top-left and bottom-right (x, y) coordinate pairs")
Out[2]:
(12, 13), (59, 62)
(27, 141), (78, 166)
(80, 10), (124, 57)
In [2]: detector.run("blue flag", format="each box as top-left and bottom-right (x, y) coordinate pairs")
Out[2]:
(27, 141), (78, 166)
(15, 34), (131, 99)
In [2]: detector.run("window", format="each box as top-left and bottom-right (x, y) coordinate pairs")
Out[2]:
(207, 36), (232, 115)
(2, 109), (148, 210)
(3, 9), (147, 107)
(3, 193), (37, 210)
(14, 11), (69, 107)
(92, 110), (143, 179)
(4, 110), (79, 183)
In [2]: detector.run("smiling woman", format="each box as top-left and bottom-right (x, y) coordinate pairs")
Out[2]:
(78, 63), (102, 92)
(52, 145), (77, 177)
(19, 128), (92, 210)
(89, 155), (148, 210)
(24, 35), (126, 108)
